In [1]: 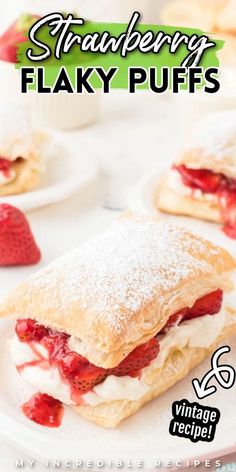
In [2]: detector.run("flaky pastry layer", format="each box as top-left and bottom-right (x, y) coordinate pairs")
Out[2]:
(74, 318), (236, 428)
(175, 111), (236, 180)
(156, 174), (223, 224)
(0, 152), (42, 196)
(1, 212), (235, 369)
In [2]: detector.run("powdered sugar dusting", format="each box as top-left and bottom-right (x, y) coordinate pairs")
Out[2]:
(182, 110), (236, 163)
(28, 215), (220, 336)
(0, 103), (36, 159)
(0, 103), (31, 142)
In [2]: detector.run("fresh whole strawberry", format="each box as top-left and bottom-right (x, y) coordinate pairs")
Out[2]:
(0, 14), (39, 63)
(0, 204), (41, 266)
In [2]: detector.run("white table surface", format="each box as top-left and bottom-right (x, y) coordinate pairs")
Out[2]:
(0, 91), (235, 471)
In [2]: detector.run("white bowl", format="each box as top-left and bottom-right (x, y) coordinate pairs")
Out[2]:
(29, 92), (101, 131)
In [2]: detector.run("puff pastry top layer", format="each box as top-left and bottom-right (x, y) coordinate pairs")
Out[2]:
(216, 0), (236, 34)
(161, 0), (227, 31)
(1, 212), (235, 368)
(176, 111), (236, 179)
(0, 104), (43, 161)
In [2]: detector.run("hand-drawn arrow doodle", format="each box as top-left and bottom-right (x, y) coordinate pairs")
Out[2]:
(192, 345), (236, 400)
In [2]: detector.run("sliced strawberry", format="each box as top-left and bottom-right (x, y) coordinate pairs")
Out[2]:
(44, 330), (159, 390)
(161, 289), (223, 333)
(161, 309), (188, 333)
(110, 338), (160, 378)
(173, 165), (236, 240)
(0, 204), (41, 266)
(15, 318), (160, 394)
(174, 165), (223, 193)
(16, 319), (49, 342)
(57, 351), (88, 378)
(22, 393), (64, 428)
(184, 289), (223, 321)
(43, 334), (107, 394)
(72, 364), (107, 393)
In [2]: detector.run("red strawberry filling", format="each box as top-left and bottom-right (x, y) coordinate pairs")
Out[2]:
(22, 393), (64, 428)
(161, 289), (222, 332)
(0, 157), (11, 177)
(15, 323), (160, 399)
(0, 157), (26, 181)
(15, 288), (223, 427)
(173, 164), (236, 239)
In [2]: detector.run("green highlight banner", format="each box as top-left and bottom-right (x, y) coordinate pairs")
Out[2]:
(17, 12), (224, 93)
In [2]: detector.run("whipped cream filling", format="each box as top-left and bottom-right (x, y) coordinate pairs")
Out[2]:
(10, 338), (75, 405)
(10, 307), (229, 407)
(167, 169), (217, 203)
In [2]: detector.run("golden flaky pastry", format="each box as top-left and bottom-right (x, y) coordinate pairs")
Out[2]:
(0, 104), (45, 196)
(156, 111), (236, 225)
(161, 0), (226, 31)
(74, 317), (236, 427)
(3, 212), (236, 427)
(161, 0), (236, 65)
(1, 212), (235, 369)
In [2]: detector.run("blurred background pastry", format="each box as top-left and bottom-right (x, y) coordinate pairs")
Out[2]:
(0, 104), (44, 196)
(161, 0), (226, 30)
(161, 0), (236, 67)
(216, 0), (236, 34)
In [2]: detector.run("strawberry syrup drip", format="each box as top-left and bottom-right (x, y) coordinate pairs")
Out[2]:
(174, 165), (236, 239)
(16, 288), (223, 428)
(17, 342), (49, 374)
(0, 157), (11, 177)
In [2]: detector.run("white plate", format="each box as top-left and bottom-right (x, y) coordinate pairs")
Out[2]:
(0, 317), (236, 468)
(0, 133), (98, 212)
(127, 168), (236, 256)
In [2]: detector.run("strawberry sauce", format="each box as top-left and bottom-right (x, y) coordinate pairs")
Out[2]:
(15, 288), (223, 427)
(174, 164), (236, 239)
(0, 157), (11, 177)
(15, 321), (160, 403)
(22, 393), (64, 428)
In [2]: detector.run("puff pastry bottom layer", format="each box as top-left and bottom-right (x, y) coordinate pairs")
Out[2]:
(0, 153), (42, 196)
(74, 321), (236, 428)
(155, 180), (223, 224)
